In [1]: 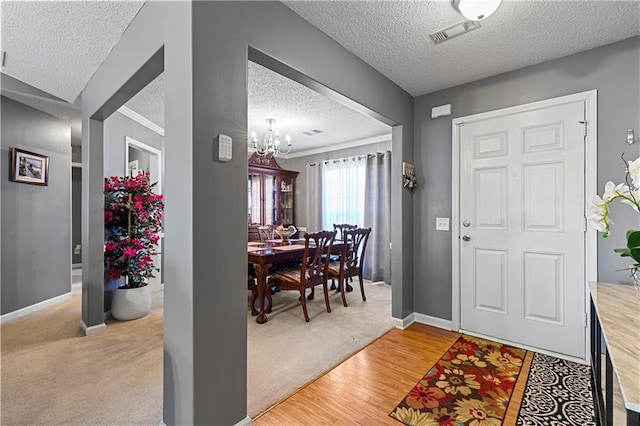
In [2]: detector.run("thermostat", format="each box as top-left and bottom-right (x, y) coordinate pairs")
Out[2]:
(217, 134), (232, 162)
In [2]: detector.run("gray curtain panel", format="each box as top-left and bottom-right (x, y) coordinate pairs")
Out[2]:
(305, 162), (323, 233)
(363, 151), (391, 283)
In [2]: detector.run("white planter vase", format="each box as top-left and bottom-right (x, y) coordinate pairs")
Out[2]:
(111, 284), (152, 321)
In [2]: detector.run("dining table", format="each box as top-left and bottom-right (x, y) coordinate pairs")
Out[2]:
(247, 239), (342, 324)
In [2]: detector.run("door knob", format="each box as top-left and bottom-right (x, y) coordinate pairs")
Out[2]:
(462, 235), (471, 242)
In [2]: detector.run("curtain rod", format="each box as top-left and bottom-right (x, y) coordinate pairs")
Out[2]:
(305, 151), (388, 167)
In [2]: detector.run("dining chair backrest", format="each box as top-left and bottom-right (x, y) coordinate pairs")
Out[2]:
(257, 225), (272, 242)
(343, 227), (371, 272)
(301, 230), (335, 287)
(248, 224), (261, 242)
(333, 223), (357, 242)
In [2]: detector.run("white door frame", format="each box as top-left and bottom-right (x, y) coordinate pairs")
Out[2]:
(451, 90), (598, 362)
(125, 136), (163, 194)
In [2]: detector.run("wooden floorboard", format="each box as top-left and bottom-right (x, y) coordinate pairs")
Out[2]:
(254, 323), (534, 425)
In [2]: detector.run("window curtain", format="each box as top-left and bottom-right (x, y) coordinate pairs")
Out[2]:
(363, 151), (391, 283)
(321, 157), (366, 231)
(249, 174), (261, 224)
(305, 162), (323, 232)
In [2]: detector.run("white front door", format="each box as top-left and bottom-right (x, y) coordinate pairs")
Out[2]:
(458, 99), (586, 358)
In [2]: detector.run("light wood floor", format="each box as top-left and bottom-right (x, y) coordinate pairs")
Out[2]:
(254, 323), (533, 425)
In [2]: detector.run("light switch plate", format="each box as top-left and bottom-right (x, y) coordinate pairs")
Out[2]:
(436, 217), (450, 231)
(217, 134), (232, 162)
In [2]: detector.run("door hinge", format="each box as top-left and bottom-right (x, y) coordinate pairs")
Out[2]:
(584, 217), (588, 232)
(579, 120), (587, 138)
(583, 312), (588, 328)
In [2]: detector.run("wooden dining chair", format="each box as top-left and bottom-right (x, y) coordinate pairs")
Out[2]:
(333, 223), (357, 242)
(327, 227), (371, 307)
(329, 224), (358, 289)
(257, 225), (273, 242)
(267, 230), (335, 322)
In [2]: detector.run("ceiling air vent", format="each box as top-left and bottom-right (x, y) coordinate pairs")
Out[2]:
(429, 20), (481, 44)
(302, 129), (323, 136)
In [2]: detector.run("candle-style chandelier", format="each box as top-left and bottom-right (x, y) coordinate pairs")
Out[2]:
(251, 118), (292, 157)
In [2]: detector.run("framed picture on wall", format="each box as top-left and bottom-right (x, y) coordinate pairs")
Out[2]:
(10, 147), (49, 186)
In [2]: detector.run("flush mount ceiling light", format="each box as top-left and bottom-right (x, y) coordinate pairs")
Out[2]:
(452, 0), (502, 21)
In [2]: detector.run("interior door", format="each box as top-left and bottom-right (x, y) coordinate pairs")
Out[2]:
(459, 100), (586, 358)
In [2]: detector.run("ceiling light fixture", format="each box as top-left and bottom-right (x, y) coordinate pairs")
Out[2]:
(251, 118), (292, 157)
(452, 0), (502, 21)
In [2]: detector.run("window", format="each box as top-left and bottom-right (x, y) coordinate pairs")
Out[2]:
(321, 157), (366, 230)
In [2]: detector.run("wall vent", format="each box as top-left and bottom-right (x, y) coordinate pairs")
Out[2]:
(429, 20), (481, 44)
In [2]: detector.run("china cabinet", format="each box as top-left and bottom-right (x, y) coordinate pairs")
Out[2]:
(248, 153), (298, 226)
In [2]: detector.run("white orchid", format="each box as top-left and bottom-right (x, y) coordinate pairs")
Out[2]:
(589, 155), (640, 277)
(627, 157), (640, 189)
(587, 194), (612, 234)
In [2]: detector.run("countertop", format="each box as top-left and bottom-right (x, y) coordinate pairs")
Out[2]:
(590, 281), (640, 413)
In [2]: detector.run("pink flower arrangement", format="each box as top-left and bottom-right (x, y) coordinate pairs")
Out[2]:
(104, 172), (164, 288)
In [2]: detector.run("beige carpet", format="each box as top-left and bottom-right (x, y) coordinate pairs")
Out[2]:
(0, 280), (392, 424)
(247, 281), (394, 417)
(0, 292), (164, 426)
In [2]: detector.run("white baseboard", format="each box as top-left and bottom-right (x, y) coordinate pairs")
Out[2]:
(393, 312), (455, 331)
(160, 415), (250, 425)
(390, 316), (404, 329)
(0, 292), (72, 324)
(79, 320), (107, 336)
(235, 416), (252, 426)
(71, 282), (82, 294)
(392, 313), (415, 329)
(413, 313), (455, 331)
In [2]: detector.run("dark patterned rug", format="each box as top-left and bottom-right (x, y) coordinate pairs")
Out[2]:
(516, 352), (595, 426)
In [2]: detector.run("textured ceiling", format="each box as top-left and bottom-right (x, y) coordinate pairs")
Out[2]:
(2, 0), (639, 150)
(1, 0), (144, 103)
(283, 0), (640, 96)
(125, 74), (165, 127)
(124, 62), (391, 153)
(247, 61), (390, 152)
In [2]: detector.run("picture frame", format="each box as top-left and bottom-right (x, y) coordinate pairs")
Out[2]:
(10, 147), (49, 186)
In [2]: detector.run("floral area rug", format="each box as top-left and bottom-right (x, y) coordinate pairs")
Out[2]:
(390, 334), (526, 426)
(516, 352), (595, 425)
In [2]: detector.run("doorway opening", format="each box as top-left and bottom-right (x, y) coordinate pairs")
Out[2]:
(246, 51), (395, 417)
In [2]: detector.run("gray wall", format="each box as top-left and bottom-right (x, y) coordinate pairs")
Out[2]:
(128, 147), (151, 173)
(280, 139), (392, 227)
(71, 137), (82, 266)
(72, 167), (82, 265)
(104, 111), (163, 178)
(414, 36), (640, 320)
(1, 96), (72, 314)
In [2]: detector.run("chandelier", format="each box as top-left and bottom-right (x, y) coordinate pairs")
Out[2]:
(251, 118), (292, 157)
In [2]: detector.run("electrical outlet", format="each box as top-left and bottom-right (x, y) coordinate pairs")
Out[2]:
(74, 244), (81, 255)
(436, 217), (450, 231)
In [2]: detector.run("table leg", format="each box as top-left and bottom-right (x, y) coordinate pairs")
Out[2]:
(254, 263), (271, 324)
(249, 277), (258, 317)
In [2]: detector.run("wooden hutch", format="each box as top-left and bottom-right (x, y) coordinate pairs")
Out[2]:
(248, 152), (298, 226)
